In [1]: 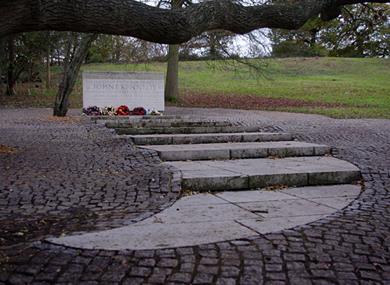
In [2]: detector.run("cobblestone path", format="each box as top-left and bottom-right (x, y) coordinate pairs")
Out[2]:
(0, 109), (180, 247)
(1, 107), (389, 284)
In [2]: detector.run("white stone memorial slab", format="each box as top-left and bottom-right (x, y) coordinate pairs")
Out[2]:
(83, 72), (165, 111)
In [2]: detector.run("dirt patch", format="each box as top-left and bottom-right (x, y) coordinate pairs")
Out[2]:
(174, 91), (347, 110)
(0, 145), (18, 154)
(43, 115), (83, 124)
(0, 209), (98, 247)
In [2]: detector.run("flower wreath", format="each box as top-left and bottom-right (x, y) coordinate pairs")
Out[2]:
(100, 106), (116, 116)
(131, 107), (147, 116)
(116, 105), (130, 116)
(82, 106), (101, 116)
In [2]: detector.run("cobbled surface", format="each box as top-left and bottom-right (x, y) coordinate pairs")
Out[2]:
(1, 107), (389, 285)
(0, 108), (180, 247)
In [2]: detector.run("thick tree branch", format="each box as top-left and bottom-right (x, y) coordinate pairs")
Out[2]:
(0, 0), (389, 44)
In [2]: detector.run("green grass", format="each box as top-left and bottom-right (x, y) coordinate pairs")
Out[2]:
(2, 57), (389, 119)
(82, 58), (390, 118)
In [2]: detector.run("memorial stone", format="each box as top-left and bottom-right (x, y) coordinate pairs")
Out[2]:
(83, 72), (165, 111)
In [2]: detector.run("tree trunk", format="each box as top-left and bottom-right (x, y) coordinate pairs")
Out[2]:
(53, 34), (97, 117)
(164, 0), (182, 102)
(46, 33), (51, 89)
(164, 44), (179, 101)
(6, 35), (16, 96)
(0, 39), (4, 95)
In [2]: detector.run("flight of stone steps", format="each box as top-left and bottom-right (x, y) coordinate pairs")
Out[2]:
(107, 116), (361, 192)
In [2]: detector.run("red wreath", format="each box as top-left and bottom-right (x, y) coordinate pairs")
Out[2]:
(130, 107), (147, 116)
(116, 105), (130, 116)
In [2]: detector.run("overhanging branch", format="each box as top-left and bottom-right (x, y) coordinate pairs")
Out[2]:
(0, 0), (388, 44)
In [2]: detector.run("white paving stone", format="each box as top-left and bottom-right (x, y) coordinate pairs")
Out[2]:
(140, 201), (260, 224)
(237, 215), (327, 234)
(49, 221), (257, 251)
(309, 197), (357, 209)
(167, 156), (360, 191)
(280, 184), (360, 198)
(175, 156), (359, 176)
(140, 141), (330, 161)
(175, 193), (228, 206)
(216, 190), (297, 203)
(236, 199), (336, 218)
(129, 132), (293, 145)
(48, 185), (361, 250)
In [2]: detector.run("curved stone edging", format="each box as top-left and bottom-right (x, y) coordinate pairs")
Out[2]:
(47, 184), (361, 250)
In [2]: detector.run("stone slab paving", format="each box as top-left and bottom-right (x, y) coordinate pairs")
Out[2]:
(127, 132), (293, 145)
(115, 125), (262, 135)
(167, 156), (360, 191)
(48, 185), (361, 250)
(106, 120), (235, 129)
(1, 107), (390, 285)
(140, 141), (330, 161)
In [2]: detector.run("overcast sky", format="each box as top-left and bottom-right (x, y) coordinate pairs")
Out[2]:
(140, 0), (271, 57)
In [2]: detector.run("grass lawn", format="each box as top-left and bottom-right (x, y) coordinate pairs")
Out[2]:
(1, 57), (389, 119)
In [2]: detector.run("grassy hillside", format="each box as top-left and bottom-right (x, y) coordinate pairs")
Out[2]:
(1, 57), (390, 119)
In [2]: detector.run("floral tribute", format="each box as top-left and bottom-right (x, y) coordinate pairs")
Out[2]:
(116, 105), (131, 116)
(130, 107), (147, 116)
(82, 106), (101, 116)
(82, 105), (157, 117)
(100, 106), (116, 116)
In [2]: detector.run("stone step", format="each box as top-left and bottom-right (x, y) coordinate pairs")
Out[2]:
(141, 141), (330, 161)
(92, 115), (185, 124)
(106, 120), (234, 129)
(93, 115), (184, 121)
(165, 157), (360, 192)
(115, 125), (262, 135)
(127, 132), (293, 145)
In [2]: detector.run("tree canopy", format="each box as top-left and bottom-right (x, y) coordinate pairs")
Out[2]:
(271, 3), (389, 57)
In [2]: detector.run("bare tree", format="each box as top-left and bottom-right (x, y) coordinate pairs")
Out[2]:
(53, 33), (97, 117)
(45, 32), (51, 89)
(0, 39), (3, 94)
(6, 35), (16, 96)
